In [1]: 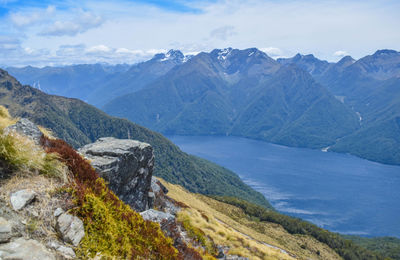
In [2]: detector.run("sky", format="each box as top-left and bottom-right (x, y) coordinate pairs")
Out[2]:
(0, 0), (399, 67)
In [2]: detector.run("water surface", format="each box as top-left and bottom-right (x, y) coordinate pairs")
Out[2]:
(168, 135), (400, 237)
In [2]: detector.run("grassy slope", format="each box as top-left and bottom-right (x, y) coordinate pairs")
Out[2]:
(162, 179), (343, 260)
(208, 196), (385, 260)
(0, 69), (271, 209)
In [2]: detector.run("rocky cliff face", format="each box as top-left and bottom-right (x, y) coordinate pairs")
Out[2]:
(79, 137), (154, 212)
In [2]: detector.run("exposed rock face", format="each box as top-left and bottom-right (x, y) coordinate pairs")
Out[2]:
(5, 118), (43, 144)
(10, 189), (36, 211)
(79, 137), (154, 212)
(140, 209), (175, 223)
(0, 238), (55, 260)
(56, 213), (85, 247)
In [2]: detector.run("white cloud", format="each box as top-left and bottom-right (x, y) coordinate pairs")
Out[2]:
(40, 10), (103, 37)
(210, 25), (236, 41)
(56, 44), (86, 56)
(86, 44), (112, 53)
(260, 47), (283, 57)
(1, 0), (400, 66)
(10, 5), (55, 28)
(333, 50), (349, 57)
(115, 48), (145, 55)
(0, 36), (20, 51)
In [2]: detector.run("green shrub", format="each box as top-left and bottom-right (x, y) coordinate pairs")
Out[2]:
(41, 136), (178, 259)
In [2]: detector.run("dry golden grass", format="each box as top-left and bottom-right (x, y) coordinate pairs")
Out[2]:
(0, 106), (66, 179)
(161, 179), (342, 260)
(162, 180), (295, 260)
(38, 125), (56, 139)
(0, 105), (17, 129)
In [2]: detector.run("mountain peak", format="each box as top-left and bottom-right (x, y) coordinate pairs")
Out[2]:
(152, 49), (185, 63)
(373, 49), (399, 56)
(216, 47), (233, 61)
(337, 55), (355, 66)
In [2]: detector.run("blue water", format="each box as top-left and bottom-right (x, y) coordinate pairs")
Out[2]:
(168, 135), (400, 238)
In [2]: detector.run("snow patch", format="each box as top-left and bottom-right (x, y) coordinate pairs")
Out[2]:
(356, 112), (362, 122)
(321, 146), (330, 152)
(218, 48), (232, 61)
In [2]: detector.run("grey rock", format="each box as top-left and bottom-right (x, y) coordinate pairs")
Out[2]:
(151, 177), (168, 195)
(56, 213), (85, 246)
(53, 208), (64, 218)
(5, 118), (42, 144)
(47, 241), (75, 259)
(57, 245), (76, 259)
(148, 192), (155, 209)
(140, 209), (175, 223)
(79, 137), (154, 212)
(10, 189), (36, 211)
(0, 238), (55, 260)
(0, 217), (12, 243)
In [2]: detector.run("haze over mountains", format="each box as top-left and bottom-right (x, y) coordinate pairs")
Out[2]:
(6, 48), (400, 165)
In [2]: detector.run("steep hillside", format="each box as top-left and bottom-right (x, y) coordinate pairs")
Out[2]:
(313, 50), (400, 164)
(104, 48), (359, 149)
(329, 77), (400, 164)
(0, 109), (178, 259)
(0, 68), (271, 209)
(162, 180), (386, 260)
(230, 65), (360, 148)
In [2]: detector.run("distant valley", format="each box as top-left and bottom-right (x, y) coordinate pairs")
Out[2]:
(6, 48), (400, 165)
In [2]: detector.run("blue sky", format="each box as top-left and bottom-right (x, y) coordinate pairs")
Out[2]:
(0, 0), (399, 67)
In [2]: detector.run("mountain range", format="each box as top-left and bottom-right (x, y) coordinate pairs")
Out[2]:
(5, 48), (400, 165)
(0, 68), (270, 209)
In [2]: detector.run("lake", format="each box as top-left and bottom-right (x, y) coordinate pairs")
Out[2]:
(168, 135), (400, 238)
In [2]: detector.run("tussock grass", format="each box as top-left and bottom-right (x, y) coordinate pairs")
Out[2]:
(0, 105), (17, 129)
(0, 106), (65, 179)
(162, 180), (296, 260)
(38, 125), (56, 139)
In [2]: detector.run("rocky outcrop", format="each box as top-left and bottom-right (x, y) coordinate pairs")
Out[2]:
(79, 137), (154, 212)
(56, 213), (85, 246)
(5, 118), (43, 144)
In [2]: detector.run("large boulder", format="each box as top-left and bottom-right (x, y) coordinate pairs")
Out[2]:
(79, 137), (154, 212)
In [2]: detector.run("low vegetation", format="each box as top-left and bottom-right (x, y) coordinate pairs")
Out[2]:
(40, 135), (178, 259)
(344, 235), (400, 260)
(211, 196), (386, 260)
(0, 105), (64, 178)
(162, 179), (342, 260)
